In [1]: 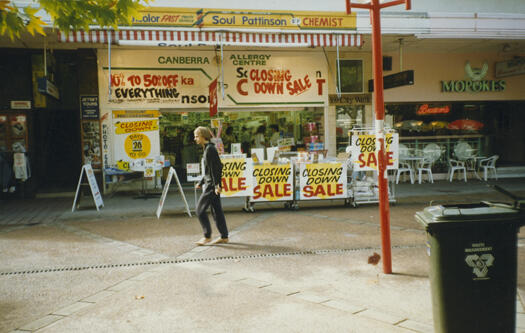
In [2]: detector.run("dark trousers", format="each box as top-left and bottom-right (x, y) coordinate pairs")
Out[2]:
(196, 184), (228, 239)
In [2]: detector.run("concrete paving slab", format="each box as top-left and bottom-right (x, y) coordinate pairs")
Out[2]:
(81, 290), (115, 303)
(356, 309), (407, 325)
(52, 301), (92, 316)
(322, 299), (367, 314)
(34, 264), (412, 333)
(18, 315), (64, 331)
(397, 319), (434, 333)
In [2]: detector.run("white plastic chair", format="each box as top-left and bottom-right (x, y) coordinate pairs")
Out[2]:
(479, 155), (498, 181)
(396, 160), (414, 184)
(423, 143), (443, 164)
(448, 159), (467, 182)
(416, 158), (434, 184)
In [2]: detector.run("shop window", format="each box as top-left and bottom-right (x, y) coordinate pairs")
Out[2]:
(336, 105), (364, 152)
(338, 60), (363, 93)
(159, 108), (324, 182)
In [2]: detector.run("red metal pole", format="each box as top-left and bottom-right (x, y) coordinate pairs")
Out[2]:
(347, 0), (410, 274)
(369, 0), (392, 274)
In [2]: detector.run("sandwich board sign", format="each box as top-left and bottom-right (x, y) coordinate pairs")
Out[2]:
(72, 164), (104, 212)
(156, 167), (192, 218)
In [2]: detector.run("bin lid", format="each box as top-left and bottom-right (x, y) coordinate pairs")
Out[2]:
(415, 202), (525, 232)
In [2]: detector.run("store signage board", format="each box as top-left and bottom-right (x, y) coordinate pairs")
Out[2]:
(72, 164), (104, 212)
(495, 57), (525, 78)
(131, 8), (357, 30)
(37, 77), (60, 99)
(80, 95), (100, 120)
(441, 61), (505, 93)
(328, 93), (372, 106)
(250, 163), (294, 202)
(10, 101), (31, 109)
(368, 70), (414, 92)
(156, 166), (191, 218)
(350, 133), (399, 171)
(98, 50), (327, 109)
(299, 162), (347, 200)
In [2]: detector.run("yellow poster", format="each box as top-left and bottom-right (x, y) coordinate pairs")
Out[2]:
(351, 133), (399, 171)
(124, 133), (151, 159)
(299, 162), (347, 200)
(220, 157), (253, 197)
(115, 119), (159, 134)
(251, 164), (293, 202)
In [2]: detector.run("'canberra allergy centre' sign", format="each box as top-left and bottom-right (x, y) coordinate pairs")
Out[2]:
(98, 49), (327, 109)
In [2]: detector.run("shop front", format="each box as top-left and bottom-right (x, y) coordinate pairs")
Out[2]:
(96, 47), (337, 190)
(382, 51), (525, 174)
(55, 7), (367, 191)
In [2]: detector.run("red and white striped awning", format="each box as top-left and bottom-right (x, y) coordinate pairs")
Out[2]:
(58, 29), (363, 48)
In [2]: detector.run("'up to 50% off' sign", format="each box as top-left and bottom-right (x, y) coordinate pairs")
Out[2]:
(350, 133), (399, 171)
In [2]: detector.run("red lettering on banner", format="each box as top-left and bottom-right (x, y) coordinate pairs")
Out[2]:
(302, 17), (343, 27)
(141, 74), (179, 87)
(222, 177), (247, 192)
(316, 79), (326, 95)
(181, 76), (194, 85)
(161, 15), (180, 23)
(237, 79), (248, 96)
(358, 152), (395, 168)
(303, 184), (343, 197)
(253, 183), (292, 199)
(286, 75), (311, 95)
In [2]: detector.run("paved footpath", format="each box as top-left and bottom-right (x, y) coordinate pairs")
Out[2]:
(1, 178), (525, 332)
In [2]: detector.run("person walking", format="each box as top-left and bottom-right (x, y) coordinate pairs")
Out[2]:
(193, 126), (229, 245)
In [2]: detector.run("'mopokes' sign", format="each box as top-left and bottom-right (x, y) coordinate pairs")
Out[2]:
(220, 157), (253, 197)
(350, 133), (399, 171)
(299, 162), (347, 200)
(251, 163), (293, 202)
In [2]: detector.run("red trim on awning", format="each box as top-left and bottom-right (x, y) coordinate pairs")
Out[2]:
(57, 29), (363, 48)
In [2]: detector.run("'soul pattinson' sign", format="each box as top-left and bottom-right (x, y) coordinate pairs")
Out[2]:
(350, 133), (399, 171)
(251, 164), (294, 202)
(299, 162), (347, 200)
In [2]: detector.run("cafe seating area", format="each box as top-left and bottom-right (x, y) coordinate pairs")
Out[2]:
(395, 136), (498, 183)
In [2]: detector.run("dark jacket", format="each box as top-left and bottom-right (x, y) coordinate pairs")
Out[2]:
(198, 142), (223, 188)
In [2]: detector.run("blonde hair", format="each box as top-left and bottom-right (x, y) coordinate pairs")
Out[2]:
(194, 126), (213, 140)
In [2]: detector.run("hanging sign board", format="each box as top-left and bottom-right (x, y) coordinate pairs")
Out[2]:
(368, 70), (414, 92)
(37, 77), (60, 99)
(220, 157), (253, 197)
(299, 162), (347, 200)
(250, 163), (293, 202)
(156, 166), (192, 218)
(72, 164), (104, 212)
(350, 133), (399, 171)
